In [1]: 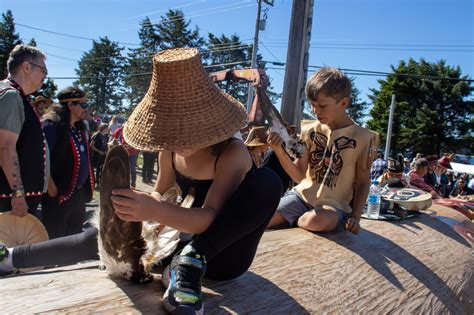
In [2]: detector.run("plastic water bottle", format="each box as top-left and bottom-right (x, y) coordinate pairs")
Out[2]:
(367, 180), (381, 218)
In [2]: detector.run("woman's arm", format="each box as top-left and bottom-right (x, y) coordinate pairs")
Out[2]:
(112, 142), (252, 234)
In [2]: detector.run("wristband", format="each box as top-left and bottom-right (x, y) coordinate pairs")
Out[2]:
(13, 188), (25, 198)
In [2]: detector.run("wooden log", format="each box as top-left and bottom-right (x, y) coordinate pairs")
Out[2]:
(1, 214), (472, 314)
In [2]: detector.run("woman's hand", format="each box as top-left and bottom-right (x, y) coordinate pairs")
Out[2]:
(111, 188), (160, 222)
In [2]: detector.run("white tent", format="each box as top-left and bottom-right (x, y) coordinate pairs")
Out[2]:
(449, 162), (474, 176)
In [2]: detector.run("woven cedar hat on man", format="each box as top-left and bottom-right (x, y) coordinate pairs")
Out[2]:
(123, 48), (247, 151)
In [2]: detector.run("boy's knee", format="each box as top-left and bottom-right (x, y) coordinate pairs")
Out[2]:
(297, 208), (338, 232)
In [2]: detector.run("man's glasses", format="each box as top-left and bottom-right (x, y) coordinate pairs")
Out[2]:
(28, 62), (48, 76)
(73, 102), (89, 109)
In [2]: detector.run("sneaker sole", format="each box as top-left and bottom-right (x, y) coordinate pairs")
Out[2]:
(162, 288), (204, 315)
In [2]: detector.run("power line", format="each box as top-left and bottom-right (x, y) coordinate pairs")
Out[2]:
(121, 2), (256, 31)
(264, 40), (474, 48)
(50, 60), (251, 80)
(16, 23), (140, 46)
(125, 1), (206, 20)
(264, 43), (474, 53)
(42, 43), (253, 63)
(266, 62), (474, 82)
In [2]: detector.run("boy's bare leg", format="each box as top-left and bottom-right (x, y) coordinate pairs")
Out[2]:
(297, 205), (340, 232)
(267, 212), (287, 228)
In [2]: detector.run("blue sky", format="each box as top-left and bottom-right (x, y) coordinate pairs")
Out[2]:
(2, 0), (473, 111)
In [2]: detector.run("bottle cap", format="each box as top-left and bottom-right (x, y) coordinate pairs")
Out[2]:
(372, 179), (379, 185)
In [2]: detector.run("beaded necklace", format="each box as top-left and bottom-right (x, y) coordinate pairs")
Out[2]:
(71, 127), (86, 152)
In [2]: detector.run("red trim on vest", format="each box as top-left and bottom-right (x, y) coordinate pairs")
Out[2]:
(58, 130), (95, 203)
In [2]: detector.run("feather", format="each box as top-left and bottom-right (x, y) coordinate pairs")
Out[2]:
(257, 89), (305, 159)
(97, 147), (195, 282)
(98, 145), (153, 283)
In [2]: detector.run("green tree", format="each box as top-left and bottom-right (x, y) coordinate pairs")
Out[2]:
(367, 58), (474, 156)
(124, 17), (161, 108)
(157, 9), (204, 50)
(27, 38), (37, 47)
(0, 10), (22, 78)
(31, 78), (58, 100)
(27, 38), (58, 99)
(75, 37), (126, 113)
(204, 33), (253, 104)
(203, 33), (273, 105)
(348, 78), (368, 125)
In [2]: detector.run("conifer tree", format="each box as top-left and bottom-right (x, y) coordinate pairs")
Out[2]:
(76, 37), (126, 113)
(0, 10), (22, 78)
(367, 58), (473, 156)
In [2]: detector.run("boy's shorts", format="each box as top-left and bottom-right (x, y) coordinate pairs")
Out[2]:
(276, 189), (348, 233)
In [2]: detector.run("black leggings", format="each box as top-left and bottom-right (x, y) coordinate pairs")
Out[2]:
(13, 227), (99, 269)
(12, 168), (282, 280)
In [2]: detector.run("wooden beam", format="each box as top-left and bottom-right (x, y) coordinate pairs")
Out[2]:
(1, 214), (472, 313)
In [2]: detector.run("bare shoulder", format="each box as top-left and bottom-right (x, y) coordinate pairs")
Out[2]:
(218, 139), (252, 169)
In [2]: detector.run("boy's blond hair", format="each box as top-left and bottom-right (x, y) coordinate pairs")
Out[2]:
(305, 67), (352, 103)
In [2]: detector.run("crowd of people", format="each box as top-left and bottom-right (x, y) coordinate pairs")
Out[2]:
(0, 45), (472, 314)
(369, 151), (473, 199)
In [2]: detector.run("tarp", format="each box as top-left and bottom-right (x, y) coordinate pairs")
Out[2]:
(449, 162), (474, 176)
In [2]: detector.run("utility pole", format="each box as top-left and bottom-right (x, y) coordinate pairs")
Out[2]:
(384, 94), (396, 159)
(246, 0), (263, 112)
(280, 0), (314, 128)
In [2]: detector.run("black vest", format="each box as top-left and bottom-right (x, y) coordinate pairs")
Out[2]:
(46, 122), (94, 203)
(0, 86), (45, 212)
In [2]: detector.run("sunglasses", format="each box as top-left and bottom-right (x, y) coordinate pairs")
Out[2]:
(28, 62), (48, 76)
(73, 102), (89, 109)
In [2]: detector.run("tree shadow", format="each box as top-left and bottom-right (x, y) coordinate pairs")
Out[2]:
(330, 215), (469, 314)
(386, 213), (471, 248)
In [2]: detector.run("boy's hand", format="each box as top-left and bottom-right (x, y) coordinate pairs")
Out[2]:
(345, 217), (361, 234)
(267, 132), (284, 152)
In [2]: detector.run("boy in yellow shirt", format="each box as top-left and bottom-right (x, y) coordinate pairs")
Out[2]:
(267, 68), (378, 234)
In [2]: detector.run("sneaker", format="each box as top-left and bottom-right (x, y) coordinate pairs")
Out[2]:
(162, 248), (206, 315)
(0, 242), (15, 277)
(161, 264), (171, 288)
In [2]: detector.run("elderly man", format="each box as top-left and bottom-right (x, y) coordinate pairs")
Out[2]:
(0, 45), (48, 217)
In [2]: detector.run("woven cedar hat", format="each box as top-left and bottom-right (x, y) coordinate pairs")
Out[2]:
(32, 95), (52, 106)
(244, 126), (269, 147)
(438, 156), (452, 170)
(123, 48), (247, 151)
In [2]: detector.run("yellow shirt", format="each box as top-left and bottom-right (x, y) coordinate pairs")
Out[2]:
(294, 120), (379, 214)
